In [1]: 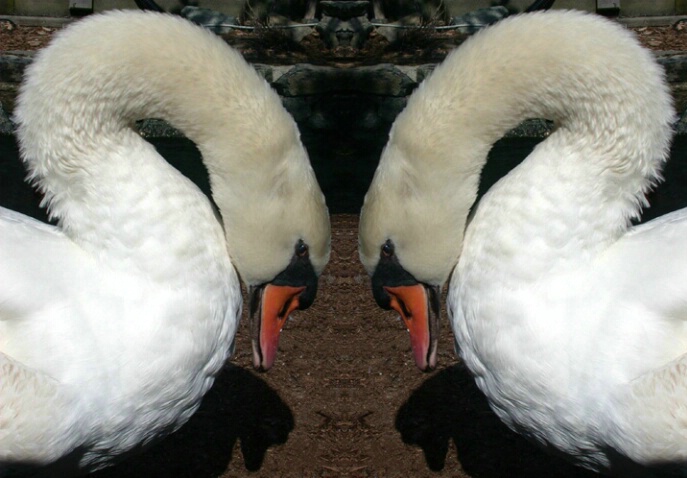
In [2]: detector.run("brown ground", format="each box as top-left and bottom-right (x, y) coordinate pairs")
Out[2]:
(1, 14), (686, 478)
(0, 22), (55, 51)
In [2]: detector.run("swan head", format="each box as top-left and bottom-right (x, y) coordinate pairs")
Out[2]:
(246, 239), (322, 372)
(213, 141), (330, 372)
(359, 132), (475, 371)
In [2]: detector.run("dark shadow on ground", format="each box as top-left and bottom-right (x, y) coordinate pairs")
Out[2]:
(395, 363), (599, 478)
(89, 364), (294, 478)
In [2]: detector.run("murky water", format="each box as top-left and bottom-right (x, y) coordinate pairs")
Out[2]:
(1, 133), (685, 220)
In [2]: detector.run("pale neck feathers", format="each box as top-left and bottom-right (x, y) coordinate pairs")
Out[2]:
(15, 11), (329, 285)
(360, 10), (674, 286)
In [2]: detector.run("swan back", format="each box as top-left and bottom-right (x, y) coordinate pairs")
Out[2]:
(359, 10), (674, 287)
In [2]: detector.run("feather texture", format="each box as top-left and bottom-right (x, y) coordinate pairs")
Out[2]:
(360, 10), (687, 474)
(1, 10), (328, 475)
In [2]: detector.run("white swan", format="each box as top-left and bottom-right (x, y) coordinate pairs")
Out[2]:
(0, 10), (329, 475)
(359, 10), (687, 474)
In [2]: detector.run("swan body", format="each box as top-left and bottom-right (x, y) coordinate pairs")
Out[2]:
(1, 10), (329, 475)
(359, 10), (687, 474)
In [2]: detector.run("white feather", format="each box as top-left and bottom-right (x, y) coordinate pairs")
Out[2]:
(0, 10), (328, 476)
(360, 9), (687, 474)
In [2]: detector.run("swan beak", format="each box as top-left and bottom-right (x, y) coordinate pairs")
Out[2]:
(252, 284), (305, 371)
(383, 284), (438, 371)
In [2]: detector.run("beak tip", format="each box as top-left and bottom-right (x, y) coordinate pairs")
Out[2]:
(415, 361), (437, 373)
(421, 360), (437, 373)
(384, 284), (440, 374)
(252, 357), (275, 372)
(251, 338), (275, 372)
(254, 284), (305, 373)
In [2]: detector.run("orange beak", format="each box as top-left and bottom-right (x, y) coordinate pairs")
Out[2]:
(253, 284), (305, 371)
(384, 284), (436, 371)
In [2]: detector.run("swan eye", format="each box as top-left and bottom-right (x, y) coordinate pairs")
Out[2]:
(381, 241), (394, 258)
(296, 241), (309, 257)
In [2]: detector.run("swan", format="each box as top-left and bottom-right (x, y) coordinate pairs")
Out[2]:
(359, 9), (687, 475)
(0, 10), (329, 475)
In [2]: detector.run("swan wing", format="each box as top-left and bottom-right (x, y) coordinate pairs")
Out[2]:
(0, 353), (79, 465)
(606, 351), (687, 466)
(0, 208), (86, 463)
(0, 207), (92, 324)
(595, 208), (687, 463)
(606, 207), (687, 324)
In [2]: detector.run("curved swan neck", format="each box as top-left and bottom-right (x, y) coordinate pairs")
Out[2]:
(361, 11), (674, 287)
(396, 11), (673, 206)
(17, 11), (295, 192)
(14, 12), (312, 283)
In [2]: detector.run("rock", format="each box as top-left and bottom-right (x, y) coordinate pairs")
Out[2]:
(658, 54), (687, 83)
(252, 64), (275, 83)
(0, 52), (33, 83)
(180, 6), (239, 35)
(316, 15), (373, 48)
(675, 109), (687, 135)
(378, 97), (407, 122)
(450, 6), (509, 34)
(415, 64), (436, 84)
(0, 103), (14, 135)
(273, 63), (415, 97)
(316, 1), (373, 48)
(0, 19), (17, 32)
(281, 96), (313, 123)
(320, 1), (370, 20)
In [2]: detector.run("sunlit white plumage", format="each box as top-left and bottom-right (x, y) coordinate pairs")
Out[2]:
(0, 10), (328, 476)
(359, 10), (687, 475)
